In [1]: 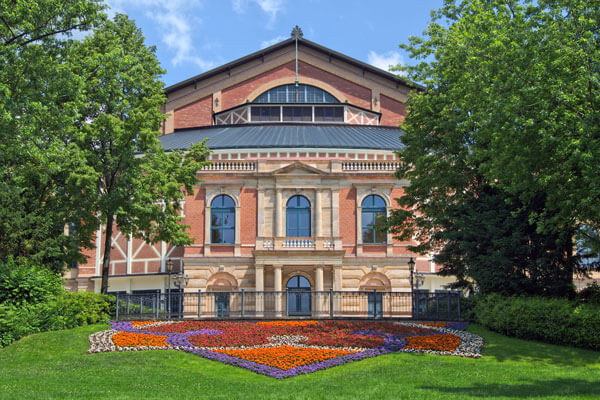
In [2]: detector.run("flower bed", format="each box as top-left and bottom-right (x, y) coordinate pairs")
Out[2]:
(88, 320), (483, 378)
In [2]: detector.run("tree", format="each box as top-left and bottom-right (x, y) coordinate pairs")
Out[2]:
(432, 185), (577, 296)
(70, 15), (210, 293)
(0, 0), (105, 271)
(388, 0), (597, 294)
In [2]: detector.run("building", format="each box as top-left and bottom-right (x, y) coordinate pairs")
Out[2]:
(66, 30), (458, 318)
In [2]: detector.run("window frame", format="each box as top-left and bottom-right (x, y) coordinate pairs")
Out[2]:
(286, 195), (311, 237)
(361, 195), (387, 244)
(210, 195), (236, 244)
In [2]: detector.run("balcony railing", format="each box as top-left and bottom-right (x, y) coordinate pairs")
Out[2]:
(256, 237), (342, 251)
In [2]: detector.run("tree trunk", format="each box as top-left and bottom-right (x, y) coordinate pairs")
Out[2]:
(100, 213), (114, 294)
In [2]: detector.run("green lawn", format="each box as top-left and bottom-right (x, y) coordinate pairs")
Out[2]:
(0, 324), (599, 399)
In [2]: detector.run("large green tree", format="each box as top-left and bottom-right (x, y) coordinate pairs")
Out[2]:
(71, 15), (209, 293)
(0, 0), (105, 271)
(389, 0), (598, 294)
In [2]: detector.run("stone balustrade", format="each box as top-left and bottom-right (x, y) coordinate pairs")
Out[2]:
(256, 237), (342, 251)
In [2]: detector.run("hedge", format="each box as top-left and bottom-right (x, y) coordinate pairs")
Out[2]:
(472, 294), (600, 351)
(0, 292), (115, 347)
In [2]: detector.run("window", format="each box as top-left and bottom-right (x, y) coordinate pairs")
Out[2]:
(286, 195), (311, 237)
(211, 195), (235, 244)
(253, 84), (339, 104)
(282, 106), (311, 121)
(251, 106), (280, 121)
(314, 106), (344, 122)
(361, 195), (386, 244)
(286, 275), (311, 316)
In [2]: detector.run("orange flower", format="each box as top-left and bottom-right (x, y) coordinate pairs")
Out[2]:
(404, 334), (461, 351)
(214, 345), (357, 370)
(257, 321), (318, 327)
(130, 321), (158, 327)
(112, 331), (170, 348)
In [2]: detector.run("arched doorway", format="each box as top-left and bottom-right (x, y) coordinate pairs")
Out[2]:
(286, 275), (311, 316)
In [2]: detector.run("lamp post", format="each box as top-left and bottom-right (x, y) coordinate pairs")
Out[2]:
(166, 259), (173, 319)
(172, 269), (190, 319)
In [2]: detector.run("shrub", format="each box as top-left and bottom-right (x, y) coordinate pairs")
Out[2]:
(0, 258), (63, 306)
(472, 294), (600, 351)
(0, 292), (115, 347)
(578, 283), (600, 305)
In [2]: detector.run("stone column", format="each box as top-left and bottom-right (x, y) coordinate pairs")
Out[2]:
(274, 265), (283, 317)
(315, 265), (324, 315)
(204, 203), (211, 256)
(255, 265), (264, 317)
(315, 189), (322, 237)
(333, 265), (342, 316)
(275, 189), (283, 237)
(234, 204), (241, 256)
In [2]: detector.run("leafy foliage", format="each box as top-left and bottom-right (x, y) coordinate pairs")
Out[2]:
(68, 14), (210, 292)
(472, 294), (600, 351)
(0, 258), (63, 306)
(388, 0), (598, 294)
(0, 0), (105, 270)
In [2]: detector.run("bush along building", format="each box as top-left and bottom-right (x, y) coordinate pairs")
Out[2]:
(66, 28), (459, 319)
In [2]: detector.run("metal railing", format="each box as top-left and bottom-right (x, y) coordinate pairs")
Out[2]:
(115, 291), (461, 320)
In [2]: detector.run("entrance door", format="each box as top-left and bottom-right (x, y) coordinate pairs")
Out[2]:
(368, 292), (383, 318)
(286, 275), (311, 316)
(215, 293), (230, 318)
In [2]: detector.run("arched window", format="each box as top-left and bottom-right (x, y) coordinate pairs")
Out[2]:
(361, 195), (387, 244)
(253, 84), (339, 104)
(211, 195), (235, 244)
(286, 195), (311, 237)
(286, 275), (311, 290)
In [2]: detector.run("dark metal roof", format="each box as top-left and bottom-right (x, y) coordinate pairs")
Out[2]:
(159, 124), (403, 151)
(164, 38), (423, 94)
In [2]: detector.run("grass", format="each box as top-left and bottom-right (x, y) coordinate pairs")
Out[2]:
(0, 324), (599, 399)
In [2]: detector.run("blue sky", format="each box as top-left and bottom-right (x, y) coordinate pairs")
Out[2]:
(104, 0), (444, 87)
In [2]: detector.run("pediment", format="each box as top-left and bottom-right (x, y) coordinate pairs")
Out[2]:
(271, 161), (327, 176)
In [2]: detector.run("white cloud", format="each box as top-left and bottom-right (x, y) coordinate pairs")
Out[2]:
(367, 50), (404, 73)
(105, 0), (216, 70)
(260, 35), (286, 48)
(232, 0), (285, 27)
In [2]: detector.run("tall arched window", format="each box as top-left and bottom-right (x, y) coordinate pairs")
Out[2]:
(286, 195), (311, 237)
(362, 195), (386, 244)
(211, 195), (235, 244)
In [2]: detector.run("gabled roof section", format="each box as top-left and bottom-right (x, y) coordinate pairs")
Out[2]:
(164, 38), (422, 94)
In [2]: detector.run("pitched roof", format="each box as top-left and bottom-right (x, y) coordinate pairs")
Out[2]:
(159, 124), (403, 151)
(163, 38), (422, 94)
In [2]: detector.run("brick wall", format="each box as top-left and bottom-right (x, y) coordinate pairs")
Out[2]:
(222, 60), (371, 110)
(380, 94), (406, 127)
(186, 189), (205, 245)
(339, 188), (356, 255)
(174, 95), (212, 129)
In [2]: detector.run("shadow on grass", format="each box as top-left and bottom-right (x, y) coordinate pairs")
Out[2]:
(421, 378), (599, 398)
(470, 325), (600, 368)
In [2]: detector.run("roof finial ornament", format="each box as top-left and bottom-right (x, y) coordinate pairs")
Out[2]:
(291, 25), (303, 40)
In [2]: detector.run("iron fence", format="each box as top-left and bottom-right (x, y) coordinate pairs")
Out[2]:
(114, 290), (461, 320)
